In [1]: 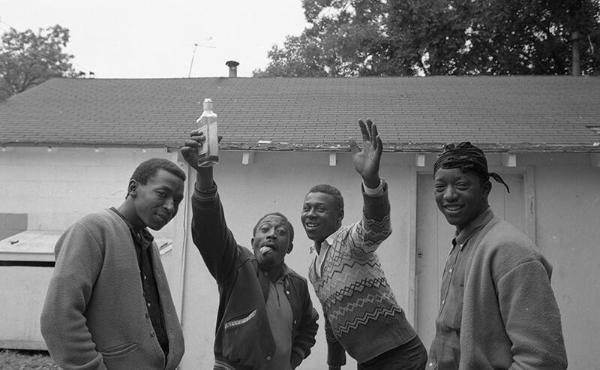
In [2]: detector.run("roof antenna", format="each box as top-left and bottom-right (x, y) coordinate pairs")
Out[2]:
(188, 43), (199, 78)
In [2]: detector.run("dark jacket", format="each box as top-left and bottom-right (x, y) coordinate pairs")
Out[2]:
(191, 184), (319, 370)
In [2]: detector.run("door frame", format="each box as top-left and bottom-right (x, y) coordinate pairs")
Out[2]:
(407, 165), (536, 326)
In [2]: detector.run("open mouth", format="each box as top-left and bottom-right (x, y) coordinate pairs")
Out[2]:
(304, 222), (319, 231)
(260, 246), (275, 255)
(443, 205), (463, 215)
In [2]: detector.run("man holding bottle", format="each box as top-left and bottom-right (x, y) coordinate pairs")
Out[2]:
(181, 130), (319, 369)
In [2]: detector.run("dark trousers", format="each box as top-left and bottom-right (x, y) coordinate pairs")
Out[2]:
(357, 335), (427, 370)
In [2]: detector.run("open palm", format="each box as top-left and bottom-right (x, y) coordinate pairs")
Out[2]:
(351, 120), (382, 188)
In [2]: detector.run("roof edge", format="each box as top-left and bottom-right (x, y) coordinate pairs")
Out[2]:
(2, 141), (599, 153)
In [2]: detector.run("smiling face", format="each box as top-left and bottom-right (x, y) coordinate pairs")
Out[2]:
(301, 192), (342, 244)
(130, 168), (185, 230)
(251, 214), (292, 269)
(434, 167), (491, 232)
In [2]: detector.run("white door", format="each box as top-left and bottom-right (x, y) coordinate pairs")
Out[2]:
(415, 172), (528, 350)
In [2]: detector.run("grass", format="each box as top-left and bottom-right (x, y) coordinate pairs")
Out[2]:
(0, 349), (60, 370)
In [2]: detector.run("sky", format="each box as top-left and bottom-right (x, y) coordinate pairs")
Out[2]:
(0, 0), (308, 78)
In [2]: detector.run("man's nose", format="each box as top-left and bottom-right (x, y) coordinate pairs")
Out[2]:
(443, 186), (458, 200)
(164, 198), (176, 212)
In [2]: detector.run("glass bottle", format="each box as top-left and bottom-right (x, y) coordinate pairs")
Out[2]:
(196, 98), (219, 167)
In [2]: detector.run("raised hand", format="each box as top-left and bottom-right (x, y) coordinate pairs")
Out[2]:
(180, 129), (218, 190)
(350, 120), (382, 189)
(180, 129), (206, 171)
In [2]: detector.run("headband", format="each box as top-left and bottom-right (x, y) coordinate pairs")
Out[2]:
(433, 142), (510, 193)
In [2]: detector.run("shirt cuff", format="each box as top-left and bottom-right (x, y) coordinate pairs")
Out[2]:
(362, 179), (384, 196)
(194, 181), (218, 200)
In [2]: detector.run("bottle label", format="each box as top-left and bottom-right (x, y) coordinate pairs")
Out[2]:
(198, 125), (209, 156)
(197, 116), (218, 167)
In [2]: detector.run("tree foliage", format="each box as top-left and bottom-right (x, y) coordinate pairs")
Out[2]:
(0, 25), (79, 100)
(255, 0), (391, 77)
(255, 0), (600, 77)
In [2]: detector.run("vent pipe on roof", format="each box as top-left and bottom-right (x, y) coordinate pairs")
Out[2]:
(571, 31), (581, 76)
(226, 60), (239, 78)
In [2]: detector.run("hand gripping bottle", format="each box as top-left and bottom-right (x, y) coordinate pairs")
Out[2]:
(196, 98), (219, 167)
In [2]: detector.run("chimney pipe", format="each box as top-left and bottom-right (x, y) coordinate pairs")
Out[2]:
(571, 32), (581, 76)
(226, 60), (239, 78)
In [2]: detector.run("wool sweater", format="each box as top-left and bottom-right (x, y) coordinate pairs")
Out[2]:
(309, 182), (417, 366)
(428, 209), (567, 370)
(40, 210), (184, 370)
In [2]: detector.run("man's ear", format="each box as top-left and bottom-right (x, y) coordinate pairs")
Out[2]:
(127, 179), (138, 198)
(287, 242), (294, 254)
(482, 180), (492, 198)
(337, 209), (344, 227)
(250, 237), (255, 246)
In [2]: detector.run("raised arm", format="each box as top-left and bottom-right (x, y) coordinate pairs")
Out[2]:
(351, 119), (383, 189)
(348, 120), (391, 252)
(181, 131), (239, 283)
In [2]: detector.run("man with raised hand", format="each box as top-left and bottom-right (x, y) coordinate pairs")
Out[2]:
(181, 131), (318, 370)
(301, 120), (427, 370)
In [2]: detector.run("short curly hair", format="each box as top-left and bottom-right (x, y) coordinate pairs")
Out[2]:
(130, 158), (186, 187)
(307, 184), (344, 216)
(253, 212), (295, 244)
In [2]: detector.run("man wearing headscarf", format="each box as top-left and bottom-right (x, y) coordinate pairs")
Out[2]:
(427, 142), (567, 370)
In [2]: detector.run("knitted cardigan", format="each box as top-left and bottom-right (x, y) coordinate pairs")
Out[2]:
(428, 212), (568, 370)
(40, 210), (184, 370)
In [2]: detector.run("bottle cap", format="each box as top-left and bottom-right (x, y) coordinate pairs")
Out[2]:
(203, 98), (213, 112)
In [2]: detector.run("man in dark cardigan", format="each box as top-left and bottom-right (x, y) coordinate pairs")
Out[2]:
(181, 131), (318, 370)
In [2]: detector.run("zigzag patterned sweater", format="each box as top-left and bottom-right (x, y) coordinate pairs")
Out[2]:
(309, 183), (417, 365)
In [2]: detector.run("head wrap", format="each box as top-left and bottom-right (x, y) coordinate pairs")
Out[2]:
(433, 142), (510, 193)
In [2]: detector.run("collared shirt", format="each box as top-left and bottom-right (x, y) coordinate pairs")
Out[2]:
(312, 179), (384, 278)
(314, 235), (335, 278)
(264, 272), (294, 370)
(428, 208), (494, 369)
(110, 207), (169, 357)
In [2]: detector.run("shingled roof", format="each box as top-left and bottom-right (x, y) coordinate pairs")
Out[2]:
(1, 76), (599, 152)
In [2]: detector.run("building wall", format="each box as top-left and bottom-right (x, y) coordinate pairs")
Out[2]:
(179, 150), (417, 369)
(180, 150), (600, 369)
(0, 146), (189, 348)
(520, 153), (600, 370)
(1, 147), (598, 369)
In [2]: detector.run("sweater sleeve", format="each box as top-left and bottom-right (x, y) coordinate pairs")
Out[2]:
(497, 260), (568, 370)
(324, 311), (347, 367)
(40, 222), (107, 370)
(190, 183), (240, 285)
(349, 180), (392, 254)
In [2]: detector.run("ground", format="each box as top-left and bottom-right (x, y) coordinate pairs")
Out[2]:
(0, 349), (59, 369)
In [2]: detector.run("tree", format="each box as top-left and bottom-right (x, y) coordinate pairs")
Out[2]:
(388, 0), (600, 75)
(253, 33), (329, 77)
(255, 0), (600, 77)
(0, 25), (79, 100)
(254, 0), (391, 77)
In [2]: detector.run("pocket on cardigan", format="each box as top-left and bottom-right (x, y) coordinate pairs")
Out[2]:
(222, 309), (263, 365)
(100, 342), (139, 357)
(224, 309), (256, 330)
